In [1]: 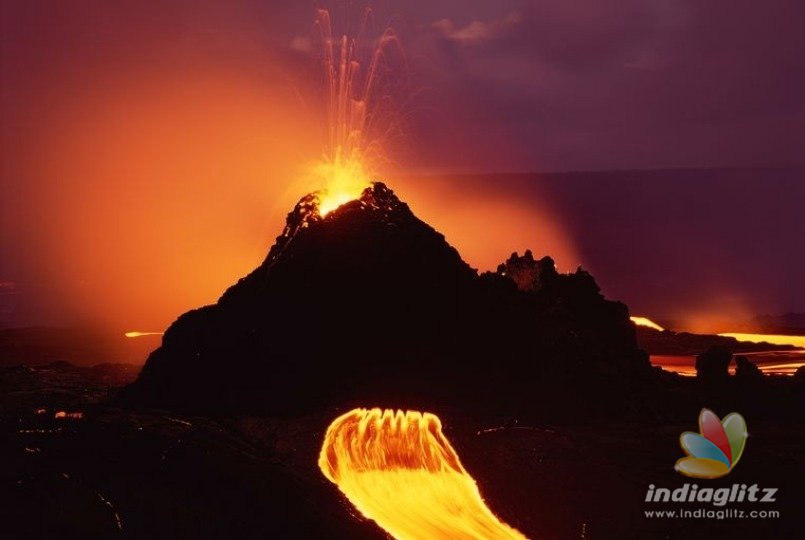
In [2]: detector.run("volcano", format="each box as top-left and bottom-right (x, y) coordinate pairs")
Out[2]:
(123, 183), (650, 415)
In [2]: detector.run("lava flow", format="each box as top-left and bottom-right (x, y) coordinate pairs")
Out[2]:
(124, 331), (163, 338)
(630, 316), (665, 332)
(319, 408), (527, 540)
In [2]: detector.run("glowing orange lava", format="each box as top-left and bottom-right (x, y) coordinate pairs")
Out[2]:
(319, 408), (528, 540)
(311, 154), (369, 216)
(54, 411), (84, 420)
(630, 316), (665, 332)
(124, 331), (163, 338)
(718, 333), (805, 348)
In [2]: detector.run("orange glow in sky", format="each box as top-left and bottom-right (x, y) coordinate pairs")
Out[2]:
(1, 6), (580, 346)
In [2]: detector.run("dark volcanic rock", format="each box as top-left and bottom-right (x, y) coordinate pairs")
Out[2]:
(695, 346), (732, 382)
(734, 355), (763, 383)
(495, 250), (557, 292)
(122, 183), (649, 416)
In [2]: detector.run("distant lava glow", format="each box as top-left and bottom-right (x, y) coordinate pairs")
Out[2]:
(124, 331), (163, 338)
(718, 333), (805, 348)
(630, 316), (665, 332)
(319, 408), (527, 540)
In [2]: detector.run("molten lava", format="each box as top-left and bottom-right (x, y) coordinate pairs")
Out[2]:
(312, 154), (369, 216)
(307, 9), (405, 216)
(124, 331), (163, 338)
(54, 410), (84, 420)
(718, 332), (805, 348)
(630, 316), (665, 332)
(319, 408), (527, 540)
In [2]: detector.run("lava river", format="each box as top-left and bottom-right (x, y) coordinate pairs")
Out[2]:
(318, 408), (528, 540)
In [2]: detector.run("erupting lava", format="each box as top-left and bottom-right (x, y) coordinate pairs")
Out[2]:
(309, 9), (405, 216)
(312, 155), (368, 216)
(319, 408), (527, 540)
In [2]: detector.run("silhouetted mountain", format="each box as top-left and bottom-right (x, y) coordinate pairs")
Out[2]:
(741, 313), (805, 334)
(122, 183), (650, 416)
(0, 327), (115, 367)
(695, 346), (732, 383)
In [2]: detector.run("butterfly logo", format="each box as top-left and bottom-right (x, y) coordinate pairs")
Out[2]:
(675, 408), (748, 479)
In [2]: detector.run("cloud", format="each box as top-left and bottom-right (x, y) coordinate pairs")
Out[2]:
(432, 12), (521, 45)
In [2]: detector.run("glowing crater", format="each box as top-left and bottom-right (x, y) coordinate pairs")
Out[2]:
(310, 150), (369, 217)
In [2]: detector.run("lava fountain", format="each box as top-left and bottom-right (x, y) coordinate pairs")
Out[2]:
(319, 408), (528, 540)
(309, 9), (406, 216)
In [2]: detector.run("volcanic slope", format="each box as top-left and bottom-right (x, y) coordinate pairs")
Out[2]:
(124, 183), (649, 415)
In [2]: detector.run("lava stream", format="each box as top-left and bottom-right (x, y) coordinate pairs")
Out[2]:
(319, 408), (528, 540)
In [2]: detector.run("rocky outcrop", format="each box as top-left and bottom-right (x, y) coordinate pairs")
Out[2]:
(695, 346), (732, 382)
(495, 250), (557, 292)
(122, 183), (650, 415)
(793, 365), (805, 383)
(734, 355), (763, 383)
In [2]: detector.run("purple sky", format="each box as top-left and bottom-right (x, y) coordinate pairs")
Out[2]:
(405, 0), (805, 171)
